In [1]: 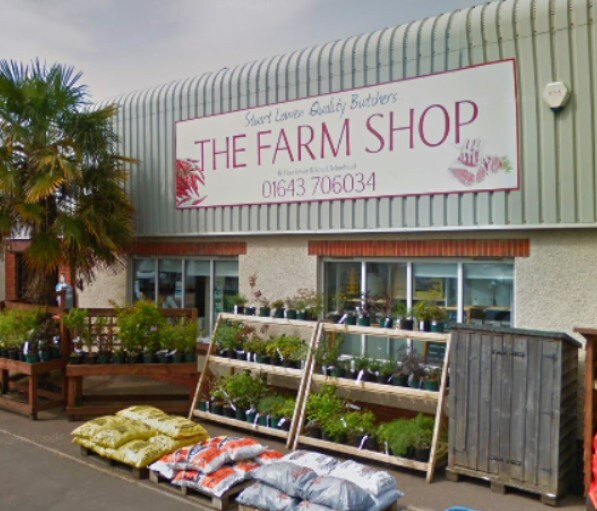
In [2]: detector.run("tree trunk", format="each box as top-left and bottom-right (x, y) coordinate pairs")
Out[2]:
(24, 270), (58, 306)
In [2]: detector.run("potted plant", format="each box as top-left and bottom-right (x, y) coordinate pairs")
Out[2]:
(209, 378), (228, 416)
(423, 366), (442, 391)
(412, 413), (435, 460)
(230, 293), (248, 315)
(299, 288), (323, 320)
(213, 321), (249, 358)
(379, 358), (396, 384)
(178, 319), (199, 363)
(356, 291), (378, 327)
(95, 317), (112, 364)
(394, 302), (414, 331)
(322, 414), (348, 443)
(248, 273), (269, 316)
(275, 334), (307, 368)
(224, 371), (265, 421)
(377, 418), (417, 457)
(353, 356), (372, 381)
(271, 397), (296, 431)
(116, 300), (164, 363)
(271, 299), (285, 319)
(284, 296), (298, 320)
(305, 385), (345, 438)
(344, 409), (376, 449)
(244, 337), (269, 363)
(379, 295), (395, 328)
(314, 332), (343, 375)
(430, 305), (448, 332)
(413, 300), (433, 332)
(396, 345), (424, 388)
(257, 395), (287, 428)
(64, 308), (91, 364)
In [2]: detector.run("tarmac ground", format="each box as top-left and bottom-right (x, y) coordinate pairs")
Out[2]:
(0, 375), (587, 511)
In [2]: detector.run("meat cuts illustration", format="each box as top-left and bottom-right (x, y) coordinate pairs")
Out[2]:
(449, 139), (512, 188)
(176, 159), (206, 207)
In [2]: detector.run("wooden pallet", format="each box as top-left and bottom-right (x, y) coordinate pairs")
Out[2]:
(79, 445), (149, 479)
(149, 469), (251, 510)
(238, 501), (400, 511)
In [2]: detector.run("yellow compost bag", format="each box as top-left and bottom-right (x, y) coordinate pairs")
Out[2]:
(93, 420), (156, 449)
(72, 436), (107, 457)
(146, 415), (209, 439)
(149, 434), (206, 453)
(113, 439), (164, 468)
(71, 415), (122, 439)
(116, 405), (168, 424)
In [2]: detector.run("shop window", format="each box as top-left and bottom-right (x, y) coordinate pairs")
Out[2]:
(323, 259), (514, 357)
(463, 263), (513, 326)
(158, 259), (182, 308)
(133, 258), (156, 302)
(131, 257), (238, 335)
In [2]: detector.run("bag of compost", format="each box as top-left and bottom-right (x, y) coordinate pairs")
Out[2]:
(329, 459), (397, 496)
(236, 481), (298, 511)
(114, 439), (164, 468)
(145, 415), (209, 439)
(251, 461), (317, 498)
(93, 421), (156, 449)
(71, 415), (123, 439)
(218, 437), (268, 461)
(255, 449), (284, 465)
(281, 450), (339, 475)
(300, 475), (375, 511)
(116, 405), (168, 423)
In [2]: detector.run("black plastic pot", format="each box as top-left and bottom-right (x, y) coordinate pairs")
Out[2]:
(357, 317), (371, 327)
(256, 354), (270, 364)
(381, 317), (393, 328)
(296, 311), (307, 320)
(414, 446), (431, 461)
(245, 306), (256, 316)
(235, 409), (246, 421)
(199, 401), (209, 412)
(345, 315), (357, 325)
(98, 353), (111, 364)
(392, 374), (408, 386)
(233, 305), (245, 315)
(246, 411), (256, 424)
(259, 307), (271, 317)
(272, 308), (284, 319)
(142, 352), (156, 364)
(185, 352), (197, 363)
(330, 367), (346, 378)
(112, 352), (125, 364)
(398, 318), (414, 331)
(286, 309), (297, 320)
(419, 320), (432, 332)
(211, 403), (223, 415)
(223, 406), (235, 418)
(308, 426), (322, 439)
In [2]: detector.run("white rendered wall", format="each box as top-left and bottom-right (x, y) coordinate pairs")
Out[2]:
(239, 237), (318, 307)
(77, 264), (127, 308)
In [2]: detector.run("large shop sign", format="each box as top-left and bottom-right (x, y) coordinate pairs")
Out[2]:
(175, 59), (518, 209)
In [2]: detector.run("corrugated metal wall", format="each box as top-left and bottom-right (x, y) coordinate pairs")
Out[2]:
(111, 0), (597, 237)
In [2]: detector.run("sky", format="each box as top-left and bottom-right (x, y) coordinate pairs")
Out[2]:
(1, 0), (486, 103)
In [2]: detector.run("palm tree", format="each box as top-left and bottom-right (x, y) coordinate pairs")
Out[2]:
(0, 60), (135, 305)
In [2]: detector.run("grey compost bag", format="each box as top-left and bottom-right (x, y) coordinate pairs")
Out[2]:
(300, 475), (375, 511)
(251, 461), (318, 497)
(236, 482), (298, 511)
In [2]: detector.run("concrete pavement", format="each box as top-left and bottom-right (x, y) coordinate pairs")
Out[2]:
(0, 406), (586, 511)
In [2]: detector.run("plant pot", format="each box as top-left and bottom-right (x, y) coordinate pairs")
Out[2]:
(408, 375), (421, 389)
(98, 353), (111, 364)
(258, 415), (268, 427)
(112, 352), (125, 364)
(0, 348), (9, 358)
(286, 309), (297, 320)
(259, 307), (271, 317)
(381, 317), (393, 328)
(398, 318), (414, 331)
(357, 317), (371, 327)
(235, 409), (247, 421)
(127, 352), (141, 364)
(414, 446), (431, 461)
(376, 373), (390, 384)
(418, 320), (432, 332)
(279, 419), (291, 431)
(223, 406), (235, 418)
(423, 380), (440, 391)
(296, 311), (307, 320)
(272, 308), (284, 319)
(323, 431), (347, 444)
(8, 349), (20, 361)
(330, 367), (345, 378)
(245, 306), (256, 316)
(392, 374), (408, 386)
(157, 353), (170, 364)
(173, 352), (186, 363)
(84, 354), (98, 365)
(255, 354), (270, 364)
(199, 401), (209, 412)
(18, 351), (26, 361)
(39, 350), (52, 362)
(26, 352), (39, 364)
(233, 305), (245, 315)
(142, 352), (156, 364)
(270, 355), (282, 366)
(366, 437), (379, 451)
(246, 411), (256, 424)
(308, 426), (322, 439)
(282, 358), (295, 368)
(269, 416), (281, 429)
(211, 403), (223, 415)
(431, 321), (445, 333)
(185, 352), (197, 363)
(345, 315), (357, 325)
(50, 347), (61, 359)
(226, 349), (237, 359)
(235, 349), (245, 360)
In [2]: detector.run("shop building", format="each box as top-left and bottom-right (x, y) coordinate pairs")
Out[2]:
(6, 0), (597, 348)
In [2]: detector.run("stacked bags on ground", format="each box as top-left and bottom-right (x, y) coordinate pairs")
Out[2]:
(236, 450), (403, 511)
(71, 405), (209, 468)
(149, 436), (284, 498)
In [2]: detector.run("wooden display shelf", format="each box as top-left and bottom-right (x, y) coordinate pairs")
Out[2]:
(66, 362), (198, 420)
(189, 313), (320, 448)
(0, 357), (66, 419)
(296, 434), (430, 472)
(209, 356), (304, 377)
(310, 374), (439, 414)
(192, 409), (290, 440)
